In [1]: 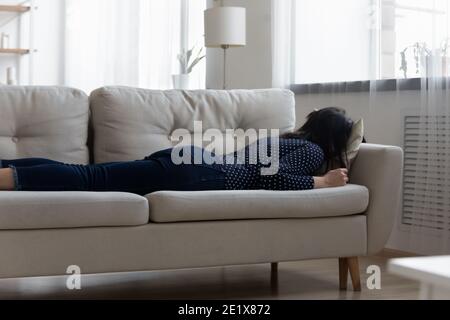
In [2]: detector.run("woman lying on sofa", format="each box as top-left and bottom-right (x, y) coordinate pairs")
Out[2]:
(0, 107), (353, 194)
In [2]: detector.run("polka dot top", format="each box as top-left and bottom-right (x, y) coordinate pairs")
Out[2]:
(220, 138), (324, 191)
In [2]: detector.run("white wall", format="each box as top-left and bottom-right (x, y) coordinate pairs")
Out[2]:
(206, 0), (272, 89)
(294, 91), (407, 146)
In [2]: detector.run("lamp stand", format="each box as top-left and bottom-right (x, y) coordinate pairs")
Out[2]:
(221, 44), (229, 90)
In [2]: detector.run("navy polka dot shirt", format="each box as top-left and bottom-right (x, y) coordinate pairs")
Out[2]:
(220, 138), (324, 191)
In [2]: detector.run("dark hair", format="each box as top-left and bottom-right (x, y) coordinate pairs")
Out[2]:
(282, 107), (353, 170)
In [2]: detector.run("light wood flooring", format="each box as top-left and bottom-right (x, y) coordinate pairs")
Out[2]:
(0, 253), (420, 300)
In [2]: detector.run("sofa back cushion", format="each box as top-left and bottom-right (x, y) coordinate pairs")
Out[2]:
(0, 86), (89, 164)
(90, 86), (296, 163)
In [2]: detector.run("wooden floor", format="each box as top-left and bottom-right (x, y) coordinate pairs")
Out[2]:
(0, 254), (420, 300)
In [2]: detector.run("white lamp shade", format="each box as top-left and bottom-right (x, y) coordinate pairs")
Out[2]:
(204, 7), (246, 48)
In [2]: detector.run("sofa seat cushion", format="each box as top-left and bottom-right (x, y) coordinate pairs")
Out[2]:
(146, 184), (369, 223)
(0, 192), (149, 230)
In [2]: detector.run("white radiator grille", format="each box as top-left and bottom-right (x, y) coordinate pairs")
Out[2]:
(402, 115), (450, 231)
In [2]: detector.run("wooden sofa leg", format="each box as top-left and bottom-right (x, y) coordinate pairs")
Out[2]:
(347, 257), (361, 291)
(270, 262), (279, 293)
(271, 262), (278, 281)
(339, 257), (361, 291)
(338, 258), (348, 290)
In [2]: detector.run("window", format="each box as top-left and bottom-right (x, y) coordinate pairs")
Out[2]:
(393, 0), (450, 79)
(293, 0), (450, 84)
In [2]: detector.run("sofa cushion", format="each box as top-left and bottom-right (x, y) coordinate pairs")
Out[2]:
(0, 86), (89, 164)
(0, 192), (149, 230)
(90, 86), (295, 163)
(145, 184), (369, 223)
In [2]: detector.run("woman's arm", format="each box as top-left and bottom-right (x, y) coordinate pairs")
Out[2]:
(259, 168), (348, 191)
(259, 142), (348, 190)
(313, 168), (349, 189)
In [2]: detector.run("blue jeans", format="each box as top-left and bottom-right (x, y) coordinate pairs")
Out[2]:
(0, 147), (226, 195)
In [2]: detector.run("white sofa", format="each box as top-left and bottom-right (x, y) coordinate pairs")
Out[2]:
(0, 86), (403, 291)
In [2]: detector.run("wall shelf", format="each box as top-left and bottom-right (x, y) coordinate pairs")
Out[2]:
(0, 5), (30, 13)
(0, 1), (35, 84)
(0, 48), (30, 54)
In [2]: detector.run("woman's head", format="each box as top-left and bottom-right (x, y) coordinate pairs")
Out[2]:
(283, 107), (353, 169)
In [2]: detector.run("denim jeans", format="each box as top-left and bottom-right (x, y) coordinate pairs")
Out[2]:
(0, 147), (226, 195)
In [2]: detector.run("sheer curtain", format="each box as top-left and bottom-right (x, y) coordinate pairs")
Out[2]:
(65, 0), (206, 93)
(271, 0), (294, 88)
(405, 0), (450, 254)
(272, 0), (450, 254)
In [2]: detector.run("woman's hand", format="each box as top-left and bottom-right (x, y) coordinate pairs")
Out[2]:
(314, 168), (349, 189)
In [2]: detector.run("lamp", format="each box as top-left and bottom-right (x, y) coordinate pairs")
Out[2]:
(204, 6), (246, 89)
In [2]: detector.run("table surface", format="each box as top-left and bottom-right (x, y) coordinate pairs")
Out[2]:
(388, 256), (450, 287)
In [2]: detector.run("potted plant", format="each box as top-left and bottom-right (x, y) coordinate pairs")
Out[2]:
(440, 38), (450, 77)
(172, 46), (205, 89)
(399, 42), (431, 79)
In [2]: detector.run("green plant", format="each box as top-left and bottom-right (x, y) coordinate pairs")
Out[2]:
(177, 46), (205, 74)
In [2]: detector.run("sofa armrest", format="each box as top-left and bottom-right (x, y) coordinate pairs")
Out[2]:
(349, 143), (403, 255)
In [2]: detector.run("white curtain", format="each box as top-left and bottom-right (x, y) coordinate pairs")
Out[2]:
(403, 0), (450, 254)
(271, 0), (294, 88)
(272, 0), (450, 254)
(65, 0), (206, 93)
